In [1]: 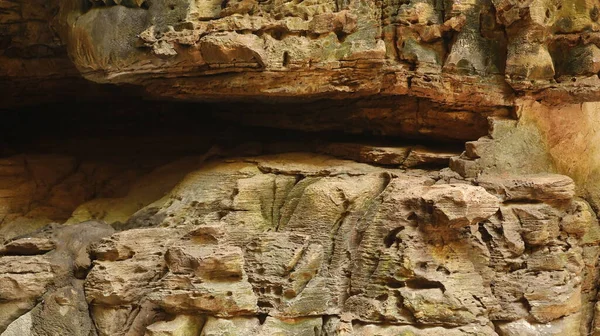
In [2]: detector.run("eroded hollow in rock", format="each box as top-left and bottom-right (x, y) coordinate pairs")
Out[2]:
(1, 98), (469, 236)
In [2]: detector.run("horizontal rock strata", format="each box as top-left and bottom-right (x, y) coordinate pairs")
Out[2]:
(5, 0), (600, 107)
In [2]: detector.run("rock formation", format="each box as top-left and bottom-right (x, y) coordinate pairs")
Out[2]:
(2, 0), (600, 335)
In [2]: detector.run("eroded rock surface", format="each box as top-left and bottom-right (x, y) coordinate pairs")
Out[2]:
(5, 0), (600, 108)
(4, 0), (600, 335)
(58, 0), (600, 104)
(0, 151), (595, 335)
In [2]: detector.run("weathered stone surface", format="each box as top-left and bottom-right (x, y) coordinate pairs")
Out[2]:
(349, 323), (497, 336)
(7, 0), (600, 113)
(145, 315), (205, 336)
(5, 2), (600, 328)
(66, 154), (593, 334)
(260, 316), (323, 336)
(0, 221), (114, 334)
(403, 146), (459, 168)
(0, 142), (594, 336)
(410, 184), (500, 230)
(30, 284), (98, 336)
(317, 143), (411, 166)
(477, 174), (576, 203)
(0, 256), (53, 302)
(199, 32), (267, 67)
(61, 0), (600, 104)
(1, 310), (32, 336)
(496, 312), (581, 336)
(0, 237), (55, 255)
(317, 142), (461, 168)
(200, 316), (260, 336)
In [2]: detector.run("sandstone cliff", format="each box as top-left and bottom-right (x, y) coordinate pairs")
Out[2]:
(2, 0), (600, 335)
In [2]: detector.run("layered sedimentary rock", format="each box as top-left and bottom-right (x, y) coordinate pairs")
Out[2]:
(56, 0), (600, 104)
(3, 0), (600, 335)
(6, 0), (600, 106)
(0, 147), (597, 335)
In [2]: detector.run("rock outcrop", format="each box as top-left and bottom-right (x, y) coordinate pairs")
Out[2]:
(0, 149), (597, 335)
(3, 0), (600, 335)
(5, 0), (600, 106)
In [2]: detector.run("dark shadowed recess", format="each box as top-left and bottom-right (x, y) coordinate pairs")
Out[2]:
(1, 96), (469, 162)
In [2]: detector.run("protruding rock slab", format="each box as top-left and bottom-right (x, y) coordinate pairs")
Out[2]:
(0, 256), (54, 302)
(477, 174), (576, 203)
(403, 147), (459, 168)
(317, 142), (460, 168)
(409, 184), (500, 229)
(0, 238), (55, 255)
(199, 32), (267, 67)
(317, 143), (411, 166)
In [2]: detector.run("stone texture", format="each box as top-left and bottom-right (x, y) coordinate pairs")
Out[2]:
(496, 312), (582, 336)
(477, 174), (576, 203)
(0, 152), (582, 335)
(0, 134), (595, 336)
(57, 0), (600, 105)
(5, 0), (600, 111)
(2, 310), (32, 336)
(348, 323), (497, 336)
(200, 317), (260, 336)
(0, 221), (114, 334)
(4, 1), (600, 335)
(145, 315), (205, 336)
(317, 142), (461, 168)
(412, 184), (500, 230)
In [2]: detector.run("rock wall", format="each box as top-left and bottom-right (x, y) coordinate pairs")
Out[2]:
(2, 0), (600, 336)
(6, 0), (600, 106)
